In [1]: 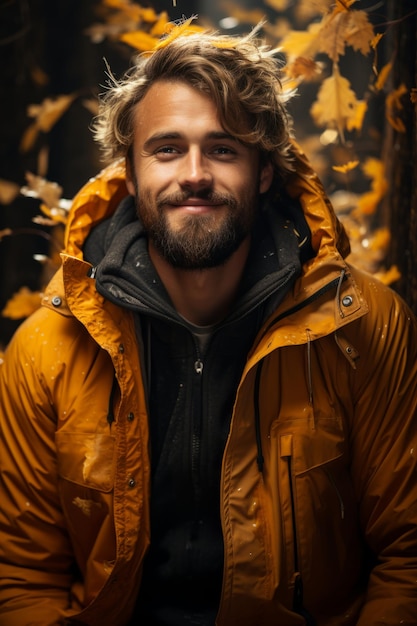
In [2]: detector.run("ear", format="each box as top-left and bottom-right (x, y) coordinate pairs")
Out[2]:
(259, 159), (274, 194)
(125, 157), (136, 196)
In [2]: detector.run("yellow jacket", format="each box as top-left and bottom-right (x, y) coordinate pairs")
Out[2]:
(1, 149), (417, 625)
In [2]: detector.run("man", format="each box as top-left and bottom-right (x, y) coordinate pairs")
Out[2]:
(1, 22), (417, 626)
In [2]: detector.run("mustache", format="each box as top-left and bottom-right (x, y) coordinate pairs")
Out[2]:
(156, 189), (236, 207)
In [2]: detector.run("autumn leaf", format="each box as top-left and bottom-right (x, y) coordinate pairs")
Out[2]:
(0, 179), (20, 205)
(344, 10), (374, 55)
(318, 12), (350, 62)
(263, 0), (290, 10)
(355, 157), (388, 215)
(20, 94), (76, 152)
(279, 24), (321, 60)
(374, 265), (401, 285)
(386, 83), (407, 132)
(285, 57), (322, 80)
(346, 99), (367, 132)
(374, 61), (392, 91)
(310, 66), (359, 135)
(21, 173), (70, 225)
(119, 30), (159, 51)
(1, 287), (42, 320)
(332, 160), (359, 173)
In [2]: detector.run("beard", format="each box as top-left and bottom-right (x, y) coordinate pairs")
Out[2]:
(134, 187), (259, 270)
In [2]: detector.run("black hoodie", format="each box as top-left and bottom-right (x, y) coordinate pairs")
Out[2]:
(83, 194), (307, 626)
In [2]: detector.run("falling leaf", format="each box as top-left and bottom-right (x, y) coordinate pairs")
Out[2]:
(285, 57), (322, 80)
(346, 99), (368, 132)
(20, 173), (70, 225)
(119, 30), (159, 51)
(0, 179), (20, 205)
(27, 94), (76, 133)
(318, 12), (350, 61)
(344, 10), (374, 55)
(355, 157), (388, 215)
(20, 94), (76, 153)
(332, 160), (359, 173)
(386, 83), (407, 132)
(374, 265), (401, 285)
(264, 0), (290, 10)
(310, 66), (359, 135)
(374, 61), (392, 91)
(334, 0), (357, 13)
(150, 11), (170, 36)
(280, 25), (321, 60)
(370, 32), (383, 49)
(1, 287), (42, 320)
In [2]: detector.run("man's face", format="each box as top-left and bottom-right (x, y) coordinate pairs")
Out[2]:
(126, 80), (273, 269)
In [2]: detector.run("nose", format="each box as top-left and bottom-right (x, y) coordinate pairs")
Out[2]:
(177, 147), (213, 191)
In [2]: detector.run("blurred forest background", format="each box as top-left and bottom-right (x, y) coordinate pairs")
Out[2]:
(0, 0), (416, 350)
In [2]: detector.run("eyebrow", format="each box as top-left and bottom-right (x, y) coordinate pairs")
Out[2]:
(143, 130), (239, 151)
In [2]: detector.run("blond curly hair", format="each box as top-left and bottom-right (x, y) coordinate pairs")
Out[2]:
(92, 23), (295, 179)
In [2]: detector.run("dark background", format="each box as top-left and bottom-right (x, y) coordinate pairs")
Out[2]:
(1, 0), (416, 348)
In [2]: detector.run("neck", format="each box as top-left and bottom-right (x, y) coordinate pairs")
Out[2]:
(149, 238), (251, 326)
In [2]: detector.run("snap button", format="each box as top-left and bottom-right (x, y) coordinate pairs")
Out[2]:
(51, 296), (62, 307)
(127, 478), (136, 488)
(118, 344), (125, 354)
(127, 412), (134, 422)
(342, 295), (353, 307)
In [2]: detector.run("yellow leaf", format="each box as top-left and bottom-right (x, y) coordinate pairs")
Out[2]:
(20, 121), (40, 153)
(370, 32), (383, 49)
(386, 83), (407, 132)
(346, 99), (368, 131)
(374, 61), (392, 91)
(280, 24), (321, 60)
(153, 17), (206, 52)
(0, 179), (20, 205)
(285, 57), (322, 80)
(1, 287), (42, 320)
(332, 160), (359, 173)
(264, 0), (290, 10)
(318, 12), (349, 62)
(310, 67), (359, 135)
(334, 0), (357, 13)
(374, 265), (401, 285)
(119, 30), (159, 51)
(150, 11), (170, 36)
(27, 94), (76, 133)
(355, 157), (387, 215)
(344, 10), (374, 55)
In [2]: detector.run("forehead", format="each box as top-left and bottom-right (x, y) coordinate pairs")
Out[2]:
(133, 80), (225, 139)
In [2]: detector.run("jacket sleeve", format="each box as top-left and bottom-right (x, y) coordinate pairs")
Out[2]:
(347, 276), (417, 625)
(0, 314), (75, 626)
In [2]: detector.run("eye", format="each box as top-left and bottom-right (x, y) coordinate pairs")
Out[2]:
(154, 145), (181, 159)
(211, 145), (237, 159)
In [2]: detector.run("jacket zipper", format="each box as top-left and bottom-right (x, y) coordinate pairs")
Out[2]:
(283, 451), (317, 626)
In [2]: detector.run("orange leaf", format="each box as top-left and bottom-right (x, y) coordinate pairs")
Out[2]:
(1, 287), (42, 320)
(20, 122), (40, 153)
(332, 160), (359, 173)
(27, 94), (76, 133)
(344, 10), (374, 55)
(310, 67), (359, 135)
(374, 61), (392, 91)
(285, 57), (322, 80)
(346, 100), (367, 132)
(119, 30), (159, 51)
(0, 179), (20, 205)
(280, 25), (321, 60)
(386, 83), (407, 132)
